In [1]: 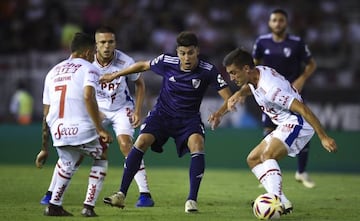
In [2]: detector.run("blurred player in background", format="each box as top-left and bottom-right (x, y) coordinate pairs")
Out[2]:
(100, 31), (232, 213)
(39, 26), (154, 207)
(9, 80), (34, 125)
(252, 9), (317, 188)
(224, 48), (337, 215)
(35, 32), (113, 217)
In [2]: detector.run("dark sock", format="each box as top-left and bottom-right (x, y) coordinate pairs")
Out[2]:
(297, 143), (310, 173)
(120, 147), (144, 195)
(188, 153), (205, 201)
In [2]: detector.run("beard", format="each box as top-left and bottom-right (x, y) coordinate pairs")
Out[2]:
(272, 27), (287, 36)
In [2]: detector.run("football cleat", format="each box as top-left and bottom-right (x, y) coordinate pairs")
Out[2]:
(136, 194), (155, 207)
(281, 201), (293, 215)
(40, 191), (52, 205)
(81, 205), (98, 217)
(295, 172), (316, 188)
(103, 191), (125, 209)
(44, 204), (73, 216)
(185, 199), (198, 213)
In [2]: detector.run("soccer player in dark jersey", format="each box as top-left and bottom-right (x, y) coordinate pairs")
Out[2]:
(252, 9), (317, 188)
(100, 31), (232, 213)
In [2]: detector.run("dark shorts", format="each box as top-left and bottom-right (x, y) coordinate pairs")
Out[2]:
(140, 110), (205, 157)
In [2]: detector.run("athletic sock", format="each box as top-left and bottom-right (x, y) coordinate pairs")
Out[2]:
(47, 160), (61, 193)
(187, 152), (205, 201)
(251, 163), (268, 189)
(262, 159), (283, 198)
(49, 162), (74, 206)
(84, 160), (107, 207)
(120, 147), (144, 195)
(134, 159), (151, 194)
(297, 143), (309, 173)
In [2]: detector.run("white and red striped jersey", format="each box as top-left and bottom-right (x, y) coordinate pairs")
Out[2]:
(248, 66), (310, 127)
(93, 49), (140, 111)
(43, 57), (100, 146)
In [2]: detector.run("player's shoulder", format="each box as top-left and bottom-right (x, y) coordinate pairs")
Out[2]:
(287, 34), (302, 42)
(114, 49), (135, 65)
(256, 33), (272, 42)
(151, 53), (179, 66)
(257, 66), (277, 84)
(163, 53), (180, 64)
(198, 59), (215, 72)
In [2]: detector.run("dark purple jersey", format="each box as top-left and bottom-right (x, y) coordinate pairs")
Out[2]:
(252, 33), (312, 83)
(149, 54), (228, 118)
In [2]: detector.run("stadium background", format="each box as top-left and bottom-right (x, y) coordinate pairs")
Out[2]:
(0, 0), (359, 172)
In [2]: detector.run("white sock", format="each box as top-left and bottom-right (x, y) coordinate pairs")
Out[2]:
(47, 160), (61, 192)
(84, 160), (108, 207)
(262, 159), (288, 201)
(134, 159), (150, 193)
(48, 159), (80, 193)
(49, 162), (74, 206)
(251, 163), (269, 189)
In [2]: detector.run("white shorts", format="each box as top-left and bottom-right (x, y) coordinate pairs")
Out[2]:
(56, 138), (105, 169)
(264, 123), (315, 157)
(100, 106), (134, 137)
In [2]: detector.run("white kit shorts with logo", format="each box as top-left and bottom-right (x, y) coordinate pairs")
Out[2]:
(56, 138), (105, 168)
(100, 106), (135, 137)
(264, 123), (315, 157)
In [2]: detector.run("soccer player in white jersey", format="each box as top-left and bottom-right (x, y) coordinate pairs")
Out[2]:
(93, 26), (153, 207)
(223, 48), (337, 215)
(39, 26), (154, 207)
(35, 32), (113, 217)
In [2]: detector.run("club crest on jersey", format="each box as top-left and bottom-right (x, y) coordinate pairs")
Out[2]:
(169, 76), (176, 82)
(192, 79), (201, 89)
(283, 47), (291, 57)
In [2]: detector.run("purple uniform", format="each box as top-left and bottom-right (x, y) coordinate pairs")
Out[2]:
(252, 33), (312, 127)
(252, 33), (312, 83)
(141, 54), (228, 157)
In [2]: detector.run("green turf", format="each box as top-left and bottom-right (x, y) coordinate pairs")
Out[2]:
(0, 165), (359, 221)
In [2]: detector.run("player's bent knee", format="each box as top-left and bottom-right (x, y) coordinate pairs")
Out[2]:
(59, 163), (76, 178)
(247, 154), (260, 168)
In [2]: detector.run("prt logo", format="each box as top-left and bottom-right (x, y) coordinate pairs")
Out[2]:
(54, 123), (79, 139)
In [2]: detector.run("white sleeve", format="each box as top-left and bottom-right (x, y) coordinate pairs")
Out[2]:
(84, 66), (100, 89)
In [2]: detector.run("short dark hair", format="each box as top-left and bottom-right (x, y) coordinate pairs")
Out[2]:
(95, 26), (116, 35)
(271, 8), (288, 19)
(70, 32), (95, 53)
(223, 48), (255, 69)
(176, 31), (198, 47)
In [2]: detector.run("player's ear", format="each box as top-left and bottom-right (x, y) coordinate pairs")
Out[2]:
(243, 65), (250, 73)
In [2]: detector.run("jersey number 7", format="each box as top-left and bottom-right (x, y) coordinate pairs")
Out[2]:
(55, 85), (67, 118)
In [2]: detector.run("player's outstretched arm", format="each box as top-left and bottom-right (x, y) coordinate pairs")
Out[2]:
(227, 84), (251, 112)
(290, 99), (337, 153)
(99, 60), (151, 83)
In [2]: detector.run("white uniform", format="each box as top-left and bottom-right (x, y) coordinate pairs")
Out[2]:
(43, 57), (100, 147)
(249, 66), (315, 156)
(93, 49), (140, 136)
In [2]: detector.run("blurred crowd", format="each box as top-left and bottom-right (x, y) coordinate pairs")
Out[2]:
(0, 0), (359, 123)
(1, 0), (359, 88)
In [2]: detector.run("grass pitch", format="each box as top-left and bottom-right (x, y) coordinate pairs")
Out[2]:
(0, 165), (359, 221)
